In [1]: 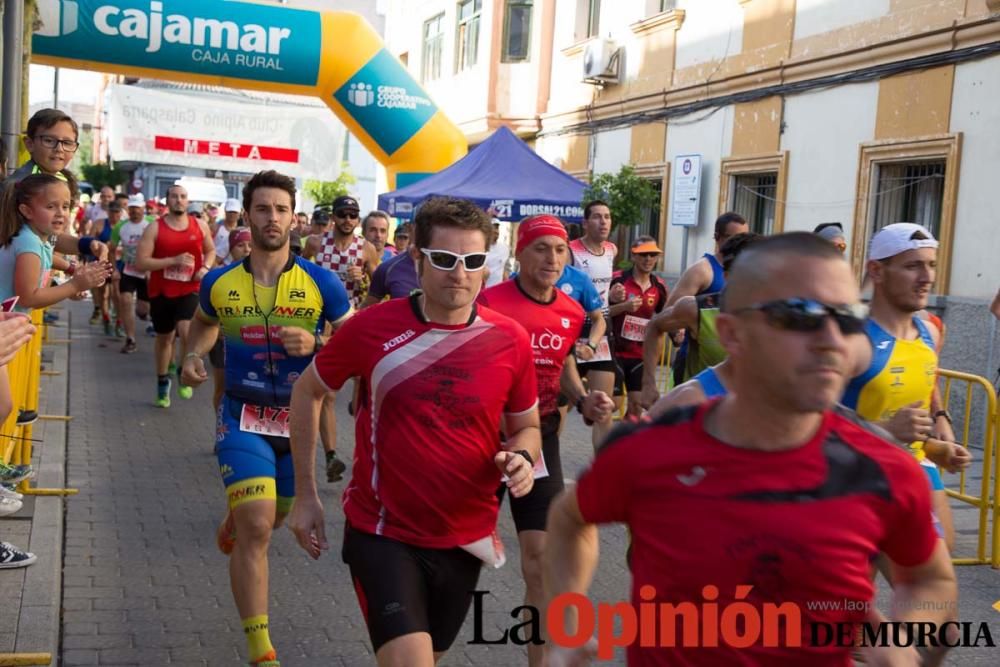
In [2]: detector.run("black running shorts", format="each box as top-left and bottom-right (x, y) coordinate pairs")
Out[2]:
(118, 274), (148, 301)
(150, 293), (198, 334)
(618, 358), (644, 392)
(342, 523), (482, 653)
(497, 414), (563, 533)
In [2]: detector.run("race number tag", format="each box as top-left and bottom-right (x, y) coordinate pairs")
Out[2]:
(576, 337), (611, 363)
(502, 451), (549, 481)
(621, 315), (649, 342)
(239, 404), (291, 438)
(164, 263), (195, 282)
(460, 530), (507, 569)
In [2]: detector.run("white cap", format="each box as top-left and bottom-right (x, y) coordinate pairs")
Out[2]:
(868, 223), (939, 260)
(224, 198), (242, 213)
(127, 194), (145, 208)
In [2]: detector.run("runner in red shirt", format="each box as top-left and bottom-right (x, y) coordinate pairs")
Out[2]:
(608, 235), (668, 417)
(479, 214), (615, 667)
(134, 183), (215, 408)
(287, 197), (541, 665)
(544, 233), (957, 666)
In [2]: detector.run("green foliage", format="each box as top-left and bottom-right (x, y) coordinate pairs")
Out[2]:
(304, 166), (357, 206)
(582, 164), (660, 228)
(80, 162), (129, 189)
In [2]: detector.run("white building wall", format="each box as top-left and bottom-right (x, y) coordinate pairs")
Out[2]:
(663, 105), (734, 275)
(793, 0), (890, 41)
(949, 54), (1000, 300)
(779, 82), (879, 245)
(674, 0), (743, 71)
(592, 128), (632, 176)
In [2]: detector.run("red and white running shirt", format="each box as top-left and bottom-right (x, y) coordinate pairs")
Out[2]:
(569, 238), (617, 311)
(479, 279), (585, 419)
(313, 294), (538, 549)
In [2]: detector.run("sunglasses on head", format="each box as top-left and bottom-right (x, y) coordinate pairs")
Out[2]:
(334, 210), (359, 219)
(419, 248), (488, 272)
(735, 298), (867, 335)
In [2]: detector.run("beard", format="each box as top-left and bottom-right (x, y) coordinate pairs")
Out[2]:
(251, 224), (290, 251)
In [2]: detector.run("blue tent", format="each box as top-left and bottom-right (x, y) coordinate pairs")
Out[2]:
(377, 126), (587, 223)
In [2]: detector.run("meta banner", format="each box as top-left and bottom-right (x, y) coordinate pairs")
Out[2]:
(107, 84), (345, 180)
(34, 0), (322, 86)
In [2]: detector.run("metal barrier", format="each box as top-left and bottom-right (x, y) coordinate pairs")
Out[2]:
(1, 310), (42, 468)
(936, 368), (999, 568)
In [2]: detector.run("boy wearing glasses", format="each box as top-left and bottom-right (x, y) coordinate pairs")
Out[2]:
(287, 196), (541, 667)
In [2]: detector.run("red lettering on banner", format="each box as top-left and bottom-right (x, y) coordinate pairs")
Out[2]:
(154, 135), (299, 164)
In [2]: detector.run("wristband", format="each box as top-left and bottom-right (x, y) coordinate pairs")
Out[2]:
(314, 333), (324, 353)
(183, 352), (201, 361)
(933, 410), (953, 425)
(587, 340), (599, 351)
(514, 449), (533, 466)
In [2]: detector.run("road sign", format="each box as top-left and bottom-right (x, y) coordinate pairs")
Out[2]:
(671, 154), (702, 227)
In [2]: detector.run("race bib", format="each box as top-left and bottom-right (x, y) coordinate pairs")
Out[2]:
(164, 263), (195, 282)
(501, 450), (549, 481)
(621, 314), (649, 342)
(239, 404), (291, 438)
(460, 530), (506, 569)
(576, 337), (611, 363)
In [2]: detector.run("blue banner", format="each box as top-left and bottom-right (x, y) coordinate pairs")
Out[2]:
(33, 0), (322, 86)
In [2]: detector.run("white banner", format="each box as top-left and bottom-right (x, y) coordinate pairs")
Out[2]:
(107, 84), (345, 181)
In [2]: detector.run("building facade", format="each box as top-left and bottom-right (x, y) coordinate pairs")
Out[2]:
(385, 0), (1000, 374)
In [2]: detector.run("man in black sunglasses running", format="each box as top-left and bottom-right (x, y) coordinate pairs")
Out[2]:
(544, 232), (957, 666)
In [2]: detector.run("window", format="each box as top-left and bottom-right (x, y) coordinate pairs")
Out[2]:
(645, 0), (676, 15)
(422, 13), (445, 82)
(456, 0), (482, 72)
(719, 152), (789, 236)
(587, 0), (602, 37)
(503, 0), (533, 62)
(853, 134), (961, 292)
(731, 172), (778, 235)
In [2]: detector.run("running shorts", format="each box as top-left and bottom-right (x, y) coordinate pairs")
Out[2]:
(150, 293), (198, 334)
(618, 357), (643, 392)
(216, 396), (294, 514)
(342, 523), (481, 653)
(119, 274), (148, 301)
(498, 414), (563, 532)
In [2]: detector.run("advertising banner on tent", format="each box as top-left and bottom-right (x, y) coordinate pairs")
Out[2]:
(106, 84), (346, 180)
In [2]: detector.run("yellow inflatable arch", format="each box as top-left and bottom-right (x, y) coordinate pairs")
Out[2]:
(31, 0), (467, 188)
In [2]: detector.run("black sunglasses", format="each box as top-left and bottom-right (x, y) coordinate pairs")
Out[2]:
(334, 210), (359, 219)
(635, 252), (660, 258)
(735, 298), (867, 335)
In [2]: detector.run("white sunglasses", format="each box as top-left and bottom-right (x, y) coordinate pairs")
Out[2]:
(419, 248), (488, 271)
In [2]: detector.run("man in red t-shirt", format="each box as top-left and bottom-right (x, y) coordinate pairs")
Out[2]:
(287, 197), (541, 665)
(479, 214), (615, 667)
(608, 235), (668, 417)
(134, 183), (215, 407)
(544, 233), (957, 667)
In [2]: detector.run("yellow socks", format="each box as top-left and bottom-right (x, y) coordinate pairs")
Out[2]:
(242, 615), (276, 663)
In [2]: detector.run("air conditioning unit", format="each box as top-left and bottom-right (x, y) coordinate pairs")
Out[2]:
(582, 39), (621, 85)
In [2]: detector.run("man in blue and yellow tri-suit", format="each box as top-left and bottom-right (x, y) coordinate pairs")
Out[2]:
(843, 223), (970, 553)
(180, 171), (351, 667)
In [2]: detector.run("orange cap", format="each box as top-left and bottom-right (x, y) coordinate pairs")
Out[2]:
(631, 241), (662, 254)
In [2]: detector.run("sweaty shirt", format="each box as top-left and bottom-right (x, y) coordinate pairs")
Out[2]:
(200, 255), (351, 407)
(479, 278), (585, 420)
(312, 295), (538, 549)
(576, 402), (938, 666)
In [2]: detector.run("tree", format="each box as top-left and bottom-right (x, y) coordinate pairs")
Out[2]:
(304, 166), (357, 206)
(582, 164), (660, 229)
(80, 162), (129, 190)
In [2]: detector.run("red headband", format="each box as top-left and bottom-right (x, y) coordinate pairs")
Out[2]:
(516, 215), (567, 254)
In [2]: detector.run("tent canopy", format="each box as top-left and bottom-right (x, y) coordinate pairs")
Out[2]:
(378, 126), (587, 223)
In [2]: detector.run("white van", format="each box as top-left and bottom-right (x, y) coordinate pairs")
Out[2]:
(173, 177), (229, 205)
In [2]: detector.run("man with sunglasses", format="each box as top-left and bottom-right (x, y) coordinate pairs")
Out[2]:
(544, 232), (958, 667)
(608, 236), (669, 418)
(479, 214), (615, 667)
(639, 233), (762, 409)
(304, 196), (379, 310)
(288, 196), (541, 667)
(843, 223), (970, 553)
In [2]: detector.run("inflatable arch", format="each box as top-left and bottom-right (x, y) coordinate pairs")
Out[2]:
(31, 0), (468, 188)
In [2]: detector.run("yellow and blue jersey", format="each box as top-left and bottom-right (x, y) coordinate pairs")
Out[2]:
(199, 255), (351, 407)
(842, 317), (937, 459)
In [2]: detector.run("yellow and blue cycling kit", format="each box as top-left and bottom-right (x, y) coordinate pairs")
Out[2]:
(842, 317), (943, 492)
(199, 255), (351, 512)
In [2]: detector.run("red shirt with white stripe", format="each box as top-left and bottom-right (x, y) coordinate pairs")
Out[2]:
(312, 294), (538, 549)
(479, 279), (585, 419)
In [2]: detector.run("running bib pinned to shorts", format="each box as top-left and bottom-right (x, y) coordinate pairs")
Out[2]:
(621, 314), (649, 343)
(164, 263), (195, 282)
(239, 404), (291, 439)
(576, 337), (611, 363)
(460, 530), (506, 569)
